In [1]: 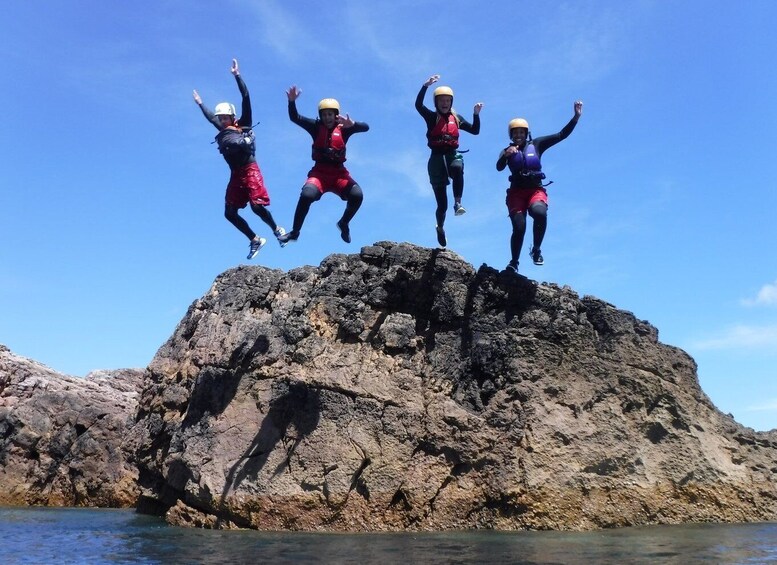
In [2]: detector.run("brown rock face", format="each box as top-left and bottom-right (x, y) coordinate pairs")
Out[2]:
(0, 346), (142, 507)
(128, 241), (776, 530)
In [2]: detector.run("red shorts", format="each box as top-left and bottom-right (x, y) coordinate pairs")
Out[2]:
(305, 163), (355, 199)
(505, 187), (548, 216)
(225, 162), (270, 208)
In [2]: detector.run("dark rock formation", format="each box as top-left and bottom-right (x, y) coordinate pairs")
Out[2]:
(130, 242), (777, 531)
(0, 345), (142, 507)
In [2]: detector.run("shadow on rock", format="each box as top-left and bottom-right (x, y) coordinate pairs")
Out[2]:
(182, 336), (271, 427)
(219, 379), (321, 509)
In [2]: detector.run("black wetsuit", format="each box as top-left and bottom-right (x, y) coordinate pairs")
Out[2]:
(497, 116), (579, 266)
(197, 74), (279, 241)
(415, 84), (480, 229)
(284, 101), (369, 242)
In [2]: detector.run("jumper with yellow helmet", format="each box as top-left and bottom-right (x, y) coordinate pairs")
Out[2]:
(311, 98), (347, 164)
(504, 117), (547, 188)
(497, 100), (583, 273)
(416, 75), (482, 248)
(497, 113), (579, 190)
(278, 86), (370, 246)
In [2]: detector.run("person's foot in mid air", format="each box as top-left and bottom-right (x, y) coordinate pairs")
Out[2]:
(274, 226), (288, 247)
(278, 230), (300, 244)
(530, 246), (544, 266)
(247, 237), (267, 259)
(454, 201), (466, 216)
(436, 225), (447, 247)
(336, 219), (351, 243)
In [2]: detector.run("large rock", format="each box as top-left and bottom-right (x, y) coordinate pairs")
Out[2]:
(129, 241), (776, 530)
(0, 345), (142, 507)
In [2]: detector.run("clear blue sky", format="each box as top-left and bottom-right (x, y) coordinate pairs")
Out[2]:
(1, 1), (775, 430)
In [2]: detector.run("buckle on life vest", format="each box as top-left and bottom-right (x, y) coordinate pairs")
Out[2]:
(430, 134), (458, 145)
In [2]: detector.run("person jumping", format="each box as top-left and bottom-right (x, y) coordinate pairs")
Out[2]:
(278, 86), (369, 245)
(497, 100), (583, 274)
(193, 58), (286, 260)
(415, 74), (482, 247)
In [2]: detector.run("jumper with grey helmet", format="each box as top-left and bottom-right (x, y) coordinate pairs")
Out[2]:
(278, 87), (369, 245)
(415, 74), (482, 248)
(193, 58), (286, 260)
(497, 101), (583, 274)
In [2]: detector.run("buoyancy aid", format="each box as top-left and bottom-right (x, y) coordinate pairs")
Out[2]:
(215, 126), (256, 168)
(428, 113), (459, 149)
(507, 142), (546, 187)
(312, 123), (346, 164)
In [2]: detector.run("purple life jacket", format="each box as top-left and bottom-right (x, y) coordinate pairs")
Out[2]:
(507, 142), (542, 175)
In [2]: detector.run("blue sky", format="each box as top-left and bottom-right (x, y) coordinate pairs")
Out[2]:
(1, 1), (775, 430)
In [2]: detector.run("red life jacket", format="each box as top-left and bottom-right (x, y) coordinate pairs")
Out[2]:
(428, 113), (459, 149)
(312, 123), (346, 164)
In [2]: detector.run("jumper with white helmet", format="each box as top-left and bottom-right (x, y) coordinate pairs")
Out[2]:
(193, 59), (286, 260)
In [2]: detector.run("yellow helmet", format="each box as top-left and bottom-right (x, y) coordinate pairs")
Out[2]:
(318, 98), (340, 113)
(508, 118), (529, 136)
(433, 86), (454, 98)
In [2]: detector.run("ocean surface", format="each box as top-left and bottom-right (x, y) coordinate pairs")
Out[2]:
(1, 507), (776, 564)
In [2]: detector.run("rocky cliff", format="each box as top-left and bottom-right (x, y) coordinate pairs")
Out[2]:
(0, 346), (142, 507)
(129, 242), (777, 531)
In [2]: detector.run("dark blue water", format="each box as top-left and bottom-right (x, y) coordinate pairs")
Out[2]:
(1, 507), (776, 564)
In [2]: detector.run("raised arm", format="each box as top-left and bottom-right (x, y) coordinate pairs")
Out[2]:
(415, 74), (439, 120)
(534, 101), (583, 154)
(193, 89), (222, 130)
(231, 59), (253, 128)
(286, 85), (317, 136)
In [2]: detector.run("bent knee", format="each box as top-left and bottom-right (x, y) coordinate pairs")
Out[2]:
(528, 202), (547, 218)
(301, 183), (322, 201)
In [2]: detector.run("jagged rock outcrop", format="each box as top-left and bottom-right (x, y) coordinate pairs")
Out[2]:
(131, 241), (777, 530)
(0, 345), (142, 507)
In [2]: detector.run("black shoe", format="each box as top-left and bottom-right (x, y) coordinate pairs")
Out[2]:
(436, 225), (447, 247)
(278, 230), (300, 244)
(505, 261), (519, 274)
(530, 246), (544, 266)
(336, 220), (351, 243)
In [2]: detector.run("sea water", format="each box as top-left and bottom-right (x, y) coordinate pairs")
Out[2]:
(1, 507), (776, 564)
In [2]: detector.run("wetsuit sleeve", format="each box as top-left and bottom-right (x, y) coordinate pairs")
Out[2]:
(234, 74), (252, 128)
(288, 101), (318, 137)
(342, 121), (369, 142)
(197, 103), (223, 130)
(496, 147), (511, 171)
(415, 85), (436, 127)
(457, 113), (481, 135)
(534, 116), (579, 155)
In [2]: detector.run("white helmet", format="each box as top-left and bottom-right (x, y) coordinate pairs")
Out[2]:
(214, 102), (236, 116)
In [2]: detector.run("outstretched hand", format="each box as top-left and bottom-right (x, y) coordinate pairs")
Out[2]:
(192, 90), (202, 104)
(574, 100), (583, 117)
(424, 74), (440, 87)
(231, 59), (239, 76)
(338, 113), (355, 128)
(474, 102), (484, 115)
(286, 85), (301, 101)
